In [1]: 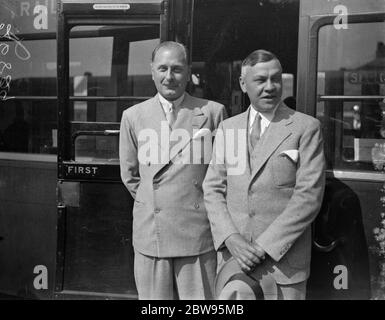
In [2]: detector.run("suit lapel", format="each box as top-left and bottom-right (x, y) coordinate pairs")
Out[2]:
(141, 95), (170, 175)
(235, 108), (251, 176)
(248, 103), (293, 186)
(149, 93), (208, 178)
(145, 95), (167, 132)
(168, 93), (207, 161)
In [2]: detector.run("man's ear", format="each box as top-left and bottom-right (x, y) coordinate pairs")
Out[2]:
(151, 63), (155, 81)
(239, 75), (247, 93)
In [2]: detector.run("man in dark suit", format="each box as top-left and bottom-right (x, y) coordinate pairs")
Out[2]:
(203, 50), (325, 299)
(119, 41), (227, 299)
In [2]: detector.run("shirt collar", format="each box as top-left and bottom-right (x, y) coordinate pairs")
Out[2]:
(158, 93), (185, 113)
(249, 103), (279, 125)
(249, 102), (280, 132)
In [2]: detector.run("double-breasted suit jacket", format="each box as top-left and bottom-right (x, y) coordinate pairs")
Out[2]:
(120, 93), (226, 258)
(203, 103), (326, 284)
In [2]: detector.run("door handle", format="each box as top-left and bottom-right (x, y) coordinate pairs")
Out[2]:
(104, 130), (120, 135)
(313, 237), (346, 253)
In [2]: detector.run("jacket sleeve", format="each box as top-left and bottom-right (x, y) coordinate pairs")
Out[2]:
(203, 122), (240, 250)
(256, 119), (326, 262)
(119, 109), (140, 199)
(213, 103), (228, 128)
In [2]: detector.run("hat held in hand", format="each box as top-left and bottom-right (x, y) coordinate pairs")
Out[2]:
(215, 257), (278, 300)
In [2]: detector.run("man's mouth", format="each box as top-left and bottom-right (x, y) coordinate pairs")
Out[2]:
(164, 84), (177, 89)
(261, 95), (276, 100)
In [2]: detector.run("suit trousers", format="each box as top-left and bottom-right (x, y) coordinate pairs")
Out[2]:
(277, 281), (307, 300)
(134, 250), (217, 300)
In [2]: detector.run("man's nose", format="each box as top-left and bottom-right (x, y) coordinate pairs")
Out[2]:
(165, 68), (174, 80)
(264, 79), (275, 91)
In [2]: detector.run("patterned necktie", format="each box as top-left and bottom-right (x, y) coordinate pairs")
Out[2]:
(250, 113), (261, 150)
(165, 102), (176, 128)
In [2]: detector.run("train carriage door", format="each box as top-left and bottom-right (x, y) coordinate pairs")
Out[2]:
(55, 0), (170, 299)
(298, 1), (385, 299)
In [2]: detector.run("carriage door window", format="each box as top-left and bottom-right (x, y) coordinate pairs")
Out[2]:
(68, 25), (159, 165)
(317, 22), (385, 172)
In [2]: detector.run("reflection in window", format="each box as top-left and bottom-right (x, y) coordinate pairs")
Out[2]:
(317, 23), (385, 171)
(128, 39), (159, 97)
(69, 25), (159, 123)
(0, 100), (57, 154)
(0, 39), (57, 155)
(75, 135), (119, 163)
(7, 39), (57, 97)
(191, 0), (299, 117)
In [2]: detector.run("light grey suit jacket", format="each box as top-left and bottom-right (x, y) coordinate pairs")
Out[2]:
(203, 103), (325, 284)
(119, 93), (226, 258)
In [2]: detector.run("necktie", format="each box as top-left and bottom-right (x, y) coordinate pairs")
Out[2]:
(166, 103), (176, 128)
(250, 113), (261, 150)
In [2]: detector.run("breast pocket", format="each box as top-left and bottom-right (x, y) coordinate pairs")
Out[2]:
(271, 154), (297, 188)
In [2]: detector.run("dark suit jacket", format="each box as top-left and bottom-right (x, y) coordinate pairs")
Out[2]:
(203, 103), (326, 284)
(119, 93), (227, 257)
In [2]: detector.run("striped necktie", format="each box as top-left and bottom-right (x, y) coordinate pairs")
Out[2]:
(250, 113), (261, 150)
(165, 102), (176, 128)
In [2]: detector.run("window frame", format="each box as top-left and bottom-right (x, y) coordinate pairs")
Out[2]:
(307, 12), (385, 181)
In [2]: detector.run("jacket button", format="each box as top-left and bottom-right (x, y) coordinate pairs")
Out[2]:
(154, 208), (160, 214)
(146, 161), (151, 166)
(192, 179), (198, 185)
(194, 203), (200, 209)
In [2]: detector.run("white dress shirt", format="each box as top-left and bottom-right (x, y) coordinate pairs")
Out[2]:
(248, 103), (279, 136)
(158, 93), (185, 115)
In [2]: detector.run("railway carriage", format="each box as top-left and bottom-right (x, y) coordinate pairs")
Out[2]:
(0, 0), (384, 299)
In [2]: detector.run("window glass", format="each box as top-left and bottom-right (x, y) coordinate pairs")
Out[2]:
(69, 25), (159, 163)
(317, 22), (385, 171)
(128, 39), (159, 97)
(0, 99), (57, 154)
(75, 135), (119, 163)
(0, 38), (57, 155)
(69, 25), (159, 123)
(191, 0), (299, 116)
(5, 39), (57, 96)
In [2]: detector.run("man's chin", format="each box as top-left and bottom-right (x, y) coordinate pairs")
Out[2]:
(161, 90), (183, 101)
(257, 101), (278, 113)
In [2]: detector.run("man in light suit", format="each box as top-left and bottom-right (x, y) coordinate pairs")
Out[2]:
(119, 41), (227, 299)
(203, 50), (325, 300)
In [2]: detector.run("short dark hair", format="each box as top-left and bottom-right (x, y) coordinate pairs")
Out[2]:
(151, 41), (189, 63)
(241, 49), (281, 77)
(242, 49), (279, 67)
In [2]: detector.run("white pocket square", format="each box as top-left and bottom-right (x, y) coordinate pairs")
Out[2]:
(192, 128), (211, 140)
(279, 149), (299, 163)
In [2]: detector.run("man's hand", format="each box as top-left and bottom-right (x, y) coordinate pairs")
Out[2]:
(254, 242), (266, 260)
(225, 234), (265, 273)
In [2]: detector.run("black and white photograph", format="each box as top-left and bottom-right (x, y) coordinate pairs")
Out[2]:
(0, 0), (385, 308)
